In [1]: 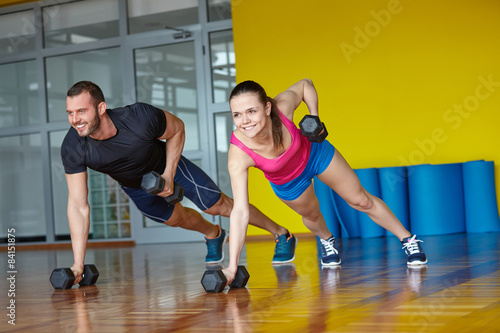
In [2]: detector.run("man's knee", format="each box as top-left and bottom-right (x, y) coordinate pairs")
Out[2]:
(163, 204), (185, 227)
(204, 193), (233, 217)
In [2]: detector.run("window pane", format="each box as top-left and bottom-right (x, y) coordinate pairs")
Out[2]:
(88, 170), (132, 239)
(0, 60), (39, 128)
(207, 0), (232, 22)
(45, 47), (123, 122)
(214, 112), (234, 230)
(0, 10), (36, 56)
(214, 112), (234, 195)
(210, 30), (235, 104)
(127, 0), (198, 34)
(43, 0), (119, 48)
(0, 134), (46, 242)
(50, 130), (70, 240)
(134, 42), (199, 150)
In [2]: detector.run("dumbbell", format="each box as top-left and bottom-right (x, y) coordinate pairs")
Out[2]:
(50, 264), (99, 289)
(299, 115), (328, 143)
(141, 171), (184, 205)
(201, 266), (250, 293)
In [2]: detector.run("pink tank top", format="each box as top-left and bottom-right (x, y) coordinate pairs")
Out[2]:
(230, 108), (311, 185)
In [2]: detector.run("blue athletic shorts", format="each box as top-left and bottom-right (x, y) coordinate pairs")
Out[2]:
(121, 155), (222, 223)
(270, 140), (335, 201)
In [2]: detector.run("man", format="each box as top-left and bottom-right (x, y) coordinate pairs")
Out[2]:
(61, 81), (297, 285)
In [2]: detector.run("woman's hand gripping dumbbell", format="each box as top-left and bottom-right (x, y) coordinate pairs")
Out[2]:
(299, 115), (328, 143)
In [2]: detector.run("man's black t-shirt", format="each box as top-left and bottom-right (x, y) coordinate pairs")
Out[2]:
(61, 102), (167, 188)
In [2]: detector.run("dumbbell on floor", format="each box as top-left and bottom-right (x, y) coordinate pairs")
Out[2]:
(299, 115), (328, 143)
(50, 264), (99, 290)
(201, 266), (250, 293)
(141, 171), (184, 205)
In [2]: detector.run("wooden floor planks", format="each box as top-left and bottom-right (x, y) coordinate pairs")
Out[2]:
(1, 232), (499, 332)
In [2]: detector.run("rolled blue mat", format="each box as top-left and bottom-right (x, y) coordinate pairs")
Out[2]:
(462, 160), (500, 233)
(378, 166), (410, 236)
(332, 190), (360, 238)
(408, 163), (466, 235)
(354, 168), (386, 238)
(313, 177), (341, 237)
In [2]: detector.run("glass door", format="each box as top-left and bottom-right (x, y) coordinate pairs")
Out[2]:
(130, 33), (215, 244)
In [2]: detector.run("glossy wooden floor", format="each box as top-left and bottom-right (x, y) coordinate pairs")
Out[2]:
(2, 232), (499, 332)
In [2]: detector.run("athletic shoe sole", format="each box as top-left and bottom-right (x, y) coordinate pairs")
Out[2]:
(321, 259), (341, 266)
(407, 259), (428, 266)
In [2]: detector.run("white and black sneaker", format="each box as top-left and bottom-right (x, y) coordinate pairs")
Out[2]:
(402, 235), (428, 266)
(320, 236), (341, 266)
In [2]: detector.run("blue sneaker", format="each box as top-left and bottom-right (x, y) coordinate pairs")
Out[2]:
(320, 236), (341, 266)
(272, 233), (297, 264)
(402, 235), (427, 266)
(205, 226), (227, 264)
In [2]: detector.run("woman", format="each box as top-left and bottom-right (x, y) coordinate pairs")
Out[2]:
(223, 79), (427, 283)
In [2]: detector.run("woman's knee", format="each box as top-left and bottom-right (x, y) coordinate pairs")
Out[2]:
(285, 187), (322, 221)
(297, 200), (322, 222)
(346, 190), (374, 212)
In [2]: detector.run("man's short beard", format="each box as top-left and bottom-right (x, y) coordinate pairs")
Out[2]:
(77, 111), (101, 137)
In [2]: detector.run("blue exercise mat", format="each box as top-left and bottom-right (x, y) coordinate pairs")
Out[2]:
(313, 160), (500, 238)
(378, 166), (410, 236)
(407, 163), (466, 235)
(332, 190), (361, 238)
(462, 160), (500, 233)
(354, 168), (386, 238)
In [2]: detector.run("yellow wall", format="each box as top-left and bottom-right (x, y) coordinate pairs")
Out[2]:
(231, 0), (500, 236)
